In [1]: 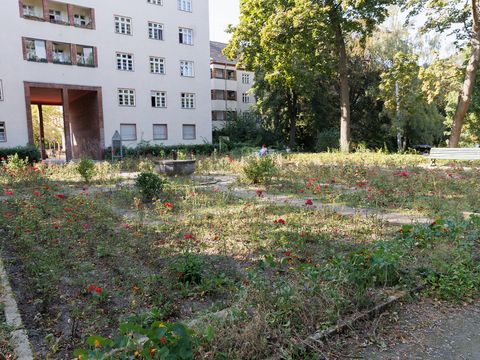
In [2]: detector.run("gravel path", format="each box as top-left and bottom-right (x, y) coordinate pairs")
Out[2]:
(358, 299), (480, 360)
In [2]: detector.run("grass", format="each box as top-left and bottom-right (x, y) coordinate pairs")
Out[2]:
(0, 152), (479, 359)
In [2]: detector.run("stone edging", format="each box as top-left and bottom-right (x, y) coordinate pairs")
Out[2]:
(0, 256), (34, 359)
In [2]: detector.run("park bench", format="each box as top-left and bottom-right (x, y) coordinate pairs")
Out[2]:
(429, 147), (480, 166)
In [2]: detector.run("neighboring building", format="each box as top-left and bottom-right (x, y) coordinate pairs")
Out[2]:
(210, 41), (254, 129)
(0, 0), (212, 160)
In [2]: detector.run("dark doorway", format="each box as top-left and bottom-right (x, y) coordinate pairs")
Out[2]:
(24, 82), (104, 161)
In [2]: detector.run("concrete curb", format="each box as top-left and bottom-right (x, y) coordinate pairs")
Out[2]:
(0, 256), (34, 359)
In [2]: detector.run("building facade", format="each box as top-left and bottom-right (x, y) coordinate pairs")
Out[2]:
(0, 0), (212, 160)
(210, 41), (254, 129)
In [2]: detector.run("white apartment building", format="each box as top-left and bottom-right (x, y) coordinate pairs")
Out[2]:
(210, 41), (254, 129)
(0, 0), (212, 160)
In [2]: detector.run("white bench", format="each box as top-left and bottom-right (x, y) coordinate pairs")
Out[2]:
(429, 147), (480, 165)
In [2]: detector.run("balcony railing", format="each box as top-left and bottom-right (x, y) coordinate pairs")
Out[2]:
(52, 52), (71, 64)
(19, 0), (95, 29)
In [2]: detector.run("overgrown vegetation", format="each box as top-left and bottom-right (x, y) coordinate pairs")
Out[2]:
(0, 153), (479, 359)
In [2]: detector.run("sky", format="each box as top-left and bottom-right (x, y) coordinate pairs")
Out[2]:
(208, 1), (456, 58)
(209, 0), (240, 43)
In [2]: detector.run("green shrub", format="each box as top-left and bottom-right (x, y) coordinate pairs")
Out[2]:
(175, 254), (204, 285)
(242, 156), (278, 184)
(135, 172), (166, 202)
(77, 158), (96, 183)
(105, 144), (215, 159)
(315, 129), (339, 152)
(74, 321), (195, 359)
(0, 146), (41, 163)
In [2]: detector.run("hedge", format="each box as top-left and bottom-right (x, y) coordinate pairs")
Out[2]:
(0, 146), (41, 163)
(104, 144), (216, 159)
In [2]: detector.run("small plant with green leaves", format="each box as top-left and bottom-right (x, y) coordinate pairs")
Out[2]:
(242, 155), (278, 184)
(135, 172), (166, 203)
(77, 157), (96, 183)
(74, 321), (196, 359)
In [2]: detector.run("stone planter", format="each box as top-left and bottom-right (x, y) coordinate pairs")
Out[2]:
(155, 160), (196, 176)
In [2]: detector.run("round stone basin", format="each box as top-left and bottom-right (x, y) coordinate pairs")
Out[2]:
(155, 160), (196, 176)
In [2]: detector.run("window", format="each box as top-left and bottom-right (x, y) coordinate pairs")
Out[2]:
(148, 0), (163, 4)
(0, 80), (3, 101)
(211, 68), (225, 79)
(242, 73), (250, 84)
(151, 91), (167, 108)
(212, 111), (226, 121)
(52, 42), (71, 64)
(242, 93), (250, 103)
(182, 125), (196, 140)
(226, 70), (236, 80)
(115, 16), (132, 35)
(226, 91), (237, 101)
(118, 89), (136, 106)
(150, 57), (165, 74)
(179, 28), (193, 45)
(49, 9), (63, 22)
(178, 0), (192, 12)
(181, 93), (195, 109)
(0, 122), (5, 142)
(148, 22), (164, 40)
(120, 124), (137, 141)
(74, 14), (87, 27)
(180, 61), (194, 77)
(22, 5), (35, 16)
(116, 53), (134, 71)
(77, 45), (94, 67)
(25, 39), (47, 62)
(211, 90), (225, 100)
(153, 124), (168, 140)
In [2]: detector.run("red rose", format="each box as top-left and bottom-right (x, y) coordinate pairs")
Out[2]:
(305, 199), (313, 205)
(88, 284), (95, 292)
(56, 194), (65, 199)
(183, 234), (193, 239)
(95, 287), (102, 293)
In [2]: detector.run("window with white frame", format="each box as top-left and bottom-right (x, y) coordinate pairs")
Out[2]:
(114, 16), (132, 35)
(179, 28), (193, 45)
(49, 9), (63, 22)
(120, 124), (137, 141)
(147, 0), (163, 5)
(242, 73), (250, 84)
(151, 91), (167, 108)
(150, 57), (165, 74)
(153, 124), (168, 140)
(118, 89), (136, 106)
(242, 93), (250, 103)
(116, 53), (134, 71)
(182, 124), (196, 140)
(177, 0), (192, 12)
(148, 22), (164, 40)
(74, 14), (88, 27)
(0, 80), (3, 101)
(23, 5), (36, 16)
(180, 61), (194, 77)
(181, 93), (195, 109)
(0, 122), (6, 142)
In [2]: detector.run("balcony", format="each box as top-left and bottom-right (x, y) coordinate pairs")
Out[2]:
(52, 42), (71, 64)
(48, 1), (68, 25)
(19, 0), (95, 29)
(76, 45), (95, 67)
(21, 0), (43, 20)
(23, 37), (97, 68)
(72, 5), (93, 28)
(25, 38), (48, 63)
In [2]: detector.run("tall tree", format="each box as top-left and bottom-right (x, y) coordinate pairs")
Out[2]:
(403, 0), (479, 147)
(317, 0), (397, 151)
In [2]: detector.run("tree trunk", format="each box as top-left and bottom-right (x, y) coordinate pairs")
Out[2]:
(330, 7), (351, 152)
(287, 90), (298, 149)
(449, 0), (480, 147)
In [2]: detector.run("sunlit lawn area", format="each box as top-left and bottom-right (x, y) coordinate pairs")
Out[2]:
(0, 152), (479, 359)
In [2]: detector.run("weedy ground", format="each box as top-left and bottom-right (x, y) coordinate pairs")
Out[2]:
(0, 152), (479, 359)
